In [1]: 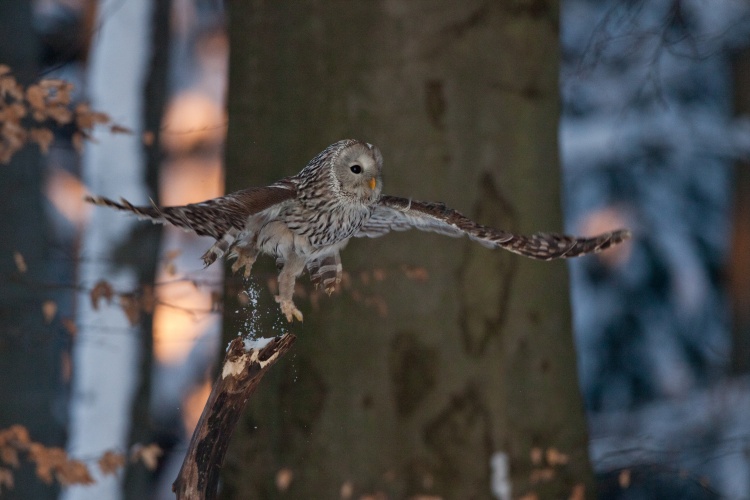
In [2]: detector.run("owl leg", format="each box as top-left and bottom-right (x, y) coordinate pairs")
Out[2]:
(201, 228), (239, 267)
(306, 251), (342, 296)
(228, 244), (258, 279)
(275, 254), (305, 322)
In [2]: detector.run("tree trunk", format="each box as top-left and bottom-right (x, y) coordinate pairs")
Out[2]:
(122, 1), (171, 499)
(0, 3), (63, 500)
(222, 2), (594, 498)
(63, 1), (155, 499)
(729, 47), (750, 374)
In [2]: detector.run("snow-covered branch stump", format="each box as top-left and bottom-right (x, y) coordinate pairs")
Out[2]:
(172, 333), (296, 500)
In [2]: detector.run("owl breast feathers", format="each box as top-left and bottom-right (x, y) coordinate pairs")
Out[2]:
(86, 139), (631, 322)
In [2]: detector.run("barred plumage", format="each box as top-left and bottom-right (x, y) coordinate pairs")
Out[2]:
(357, 196), (630, 260)
(86, 139), (631, 322)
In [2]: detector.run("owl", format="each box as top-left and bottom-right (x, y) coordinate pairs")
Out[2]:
(86, 139), (630, 322)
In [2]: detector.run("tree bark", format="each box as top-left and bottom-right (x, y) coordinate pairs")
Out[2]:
(222, 2), (594, 498)
(729, 47), (750, 374)
(123, 1), (171, 498)
(0, 3), (63, 500)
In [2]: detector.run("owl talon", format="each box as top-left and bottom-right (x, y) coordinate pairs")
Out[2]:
(231, 248), (258, 279)
(276, 296), (303, 322)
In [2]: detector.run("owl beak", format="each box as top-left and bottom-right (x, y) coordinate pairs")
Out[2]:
(368, 177), (377, 190)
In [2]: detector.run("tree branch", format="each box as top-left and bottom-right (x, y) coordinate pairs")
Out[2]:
(172, 333), (296, 500)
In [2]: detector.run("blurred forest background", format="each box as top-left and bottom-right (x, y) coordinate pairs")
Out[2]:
(1, 0), (750, 499)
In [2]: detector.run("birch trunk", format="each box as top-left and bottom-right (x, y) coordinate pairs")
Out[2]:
(63, 1), (152, 499)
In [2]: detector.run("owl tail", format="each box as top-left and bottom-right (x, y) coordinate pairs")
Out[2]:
(497, 229), (631, 260)
(85, 195), (234, 237)
(85, 195), (238, 268)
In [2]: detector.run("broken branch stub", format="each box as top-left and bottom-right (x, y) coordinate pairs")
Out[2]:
(173, 333), (296, 500)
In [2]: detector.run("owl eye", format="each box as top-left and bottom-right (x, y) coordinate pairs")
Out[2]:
(350, 164), (362, 174)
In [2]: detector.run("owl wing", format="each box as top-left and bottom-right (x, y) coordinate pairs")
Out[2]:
(355, 195), (631, 260)
(85, 178), (297, 239)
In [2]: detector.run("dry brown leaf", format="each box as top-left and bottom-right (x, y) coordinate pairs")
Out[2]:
(529, 467), (555, 484)
(2, 121), (26, 150)
(164, 261), (177, 276)
(7, 102), (26, 120)
(49, 88), (72, 106)
(29, 128), (54, 154)
(73, 102), (91, 128)
(142, 130), (155, 146)
(0, 75), (22, 100)
(42, 300), (57, 324)
(0, 148), (13, 165)
(35, 463), (53, 485)
(98, 451), (126, 476)
(364, 295), (388, 317)
(61, 351), (71, 383)
(74, 102), (89, 113)
(30, 444), (66, 466)
(90, 280), (114, 310)
(72, 132), (84, 153)
(163, 249), (181, 276)
(164, 249), (182, 261)
(569, 484), (586, 500)
(0, 467), (13, 492)
(25, 85), (46, 110)
(141, 285), (155, 314)
(12, 252), (26, 274)
(76, 107), (111, 130)
(403, 265), (429, 282)
(0, 426), (104, 488)
(46, 105), (72, 125)
(91, 112), (110, 125)
(275, 468), (293, 492)
(61, 318), (77, 337)
(0, 446), (18, 468)
(110, 124), (132, 135)
(28, 444), (65, 485)
(618, 469), (631, 489)
(131, 443), (163, 471)
(360, 493), (389, 500)
(7, 425), (30, 446)
(211, 290), (223, 312)
(530, 447), (543, 466)
(56, 459), (94, 486)
(340, 481), (354, 499)
(359, 271), (370, 285)
(545, 447), (569, 466)
(266, 277), (278, 295)
(119, 294), (140, 326)
(236, 290), (250, 306)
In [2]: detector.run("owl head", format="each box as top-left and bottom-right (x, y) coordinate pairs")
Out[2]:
(329, 140), (383, 204)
